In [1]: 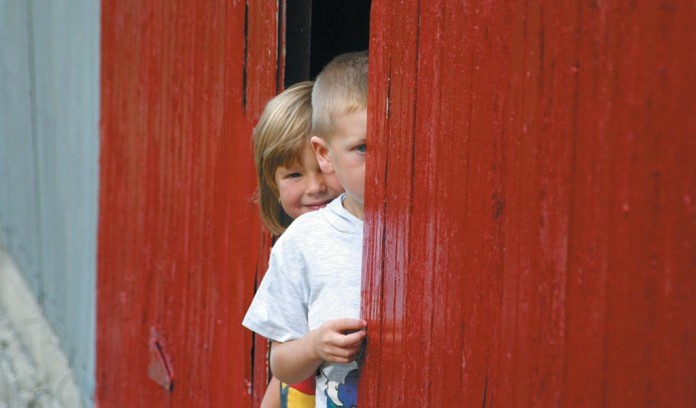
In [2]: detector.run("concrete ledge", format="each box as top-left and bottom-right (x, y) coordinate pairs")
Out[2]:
(0, 248), (83, 407)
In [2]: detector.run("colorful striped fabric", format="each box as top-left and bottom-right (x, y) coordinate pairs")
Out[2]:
(280, 377), (315, 408)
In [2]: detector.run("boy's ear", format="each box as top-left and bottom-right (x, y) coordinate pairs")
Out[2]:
(311, 136), (334, 174)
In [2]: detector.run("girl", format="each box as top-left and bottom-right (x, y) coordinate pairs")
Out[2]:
(252, 81), (343, 407)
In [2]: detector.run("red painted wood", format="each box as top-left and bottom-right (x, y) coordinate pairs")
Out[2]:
(97, 0), (695, 406)
(97, 1), (280, 406)
(361, 1), (695, 407)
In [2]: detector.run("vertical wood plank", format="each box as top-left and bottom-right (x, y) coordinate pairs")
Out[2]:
(98, 0), (278, 406)
(362, 0), (696, 406)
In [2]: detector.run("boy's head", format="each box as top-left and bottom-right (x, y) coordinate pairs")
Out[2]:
(311, 51), (368, 141)
(254, 81), (343, 235)
(311, 51), (369, 220)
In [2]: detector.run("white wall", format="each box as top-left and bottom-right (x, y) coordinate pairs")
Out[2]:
(0, 1), (99, 405)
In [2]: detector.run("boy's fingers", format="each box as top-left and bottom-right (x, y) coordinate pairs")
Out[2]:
(341, 330), (366, 346)
(330, 329), (365, 348)
(327, 318), (366, 332)
(325, 345), (362, 363)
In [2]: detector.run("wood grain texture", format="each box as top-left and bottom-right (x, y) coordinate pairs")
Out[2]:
(361, 0), (696, 406)
(98, 0), (695, 405)
(97, 1), (279, 406)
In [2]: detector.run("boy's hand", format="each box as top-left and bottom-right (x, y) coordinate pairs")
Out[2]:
(310, 318), (366, 364)
(270, 318), (367, 384)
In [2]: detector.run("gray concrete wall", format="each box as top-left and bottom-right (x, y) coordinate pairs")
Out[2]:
(0, 1), (99, 405)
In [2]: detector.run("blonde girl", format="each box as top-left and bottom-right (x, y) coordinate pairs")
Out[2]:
(253, 81), (343, 407)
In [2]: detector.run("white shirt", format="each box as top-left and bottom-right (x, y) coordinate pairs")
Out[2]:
(243, 195), (363, 407)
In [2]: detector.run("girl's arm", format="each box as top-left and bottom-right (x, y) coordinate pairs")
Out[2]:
(259, 376), (281, 408)
(270, 318), (366, 384)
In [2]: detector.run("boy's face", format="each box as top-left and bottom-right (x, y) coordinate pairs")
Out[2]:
(311, 109), (367, 220)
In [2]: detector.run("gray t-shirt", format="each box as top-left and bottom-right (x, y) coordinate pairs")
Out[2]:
(243, 195), (363, 408)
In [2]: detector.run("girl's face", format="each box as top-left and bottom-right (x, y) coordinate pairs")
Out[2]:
(274, 145), (344, 219)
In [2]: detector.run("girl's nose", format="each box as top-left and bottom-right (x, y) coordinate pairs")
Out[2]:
(306, 173), (327, 195)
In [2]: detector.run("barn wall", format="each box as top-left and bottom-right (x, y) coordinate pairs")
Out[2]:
(97, 1), (279, 406)
(361, 1), (696, 406)
(97, 0), (696, 406)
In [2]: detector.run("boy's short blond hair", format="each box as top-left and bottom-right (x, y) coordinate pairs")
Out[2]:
(253, 81), (313, 235)
(312, 50), (368, 140)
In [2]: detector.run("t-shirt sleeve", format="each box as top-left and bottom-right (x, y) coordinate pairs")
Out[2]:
(242, 243), (309, 343)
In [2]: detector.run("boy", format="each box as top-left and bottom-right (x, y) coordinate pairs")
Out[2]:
(243, 50), (369, 408)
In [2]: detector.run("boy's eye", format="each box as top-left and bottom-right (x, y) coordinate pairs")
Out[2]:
(356, 144), (367, 153)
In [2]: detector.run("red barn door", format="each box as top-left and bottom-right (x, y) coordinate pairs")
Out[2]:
(97, 2), (280, 406)
(361, 0), (695, 407)
(97, 0), (695, 406)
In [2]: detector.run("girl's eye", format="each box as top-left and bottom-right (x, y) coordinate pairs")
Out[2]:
(356, 144), (367, 153)
(285, 172), (303, 179)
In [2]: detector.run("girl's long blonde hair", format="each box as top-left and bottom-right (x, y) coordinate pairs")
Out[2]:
(253, 81), (313, 235)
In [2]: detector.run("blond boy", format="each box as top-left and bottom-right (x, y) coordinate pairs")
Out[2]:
(243, 51), (369, 408)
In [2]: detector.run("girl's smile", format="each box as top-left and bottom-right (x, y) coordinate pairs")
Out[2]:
(274, 145), (344, 219)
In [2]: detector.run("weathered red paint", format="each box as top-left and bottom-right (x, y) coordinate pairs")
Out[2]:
(98, 0), (695, 406)
(361, 1), (695, 407)
(97, 1), (279, 406)
(148, 328), (174, 391)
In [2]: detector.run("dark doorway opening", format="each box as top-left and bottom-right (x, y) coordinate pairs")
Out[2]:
(283, 0), (371, 87)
